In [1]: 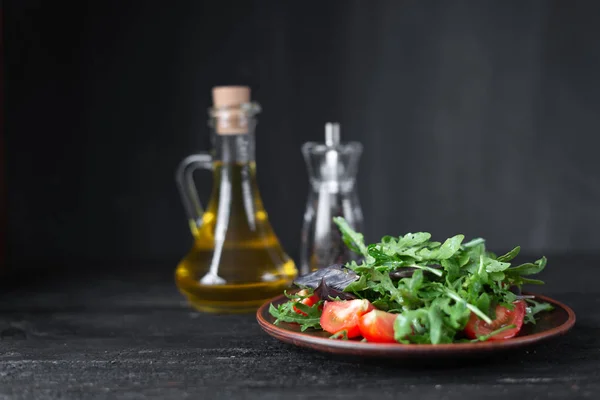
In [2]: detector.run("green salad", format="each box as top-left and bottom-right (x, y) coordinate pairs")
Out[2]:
(270, 217), (553, 344)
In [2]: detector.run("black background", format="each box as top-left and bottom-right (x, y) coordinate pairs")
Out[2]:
(5, 0), (600, 272)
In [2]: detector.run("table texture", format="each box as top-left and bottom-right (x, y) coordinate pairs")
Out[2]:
(0, 254), (598, 399)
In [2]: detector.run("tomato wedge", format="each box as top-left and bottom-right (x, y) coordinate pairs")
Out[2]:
(358, 310), (398, 343)
(464, 300), (526, 340)
(320, 299), (375, 338)
(292, 290), (320, 316)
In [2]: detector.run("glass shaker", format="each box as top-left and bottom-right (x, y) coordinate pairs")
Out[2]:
(300, 123), (364, 275)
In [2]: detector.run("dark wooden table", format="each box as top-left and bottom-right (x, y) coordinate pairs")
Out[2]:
(0, 255), (598, 399)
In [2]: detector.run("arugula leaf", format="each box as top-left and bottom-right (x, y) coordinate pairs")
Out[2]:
(344, 274), (368, 293)
(462, 241), (486, 271)
(489, 271), (505, 281)
(524, 298), (554, 324)
(386, 232), (431, 249)
(520, 277), (545, 285)
(345, 260), (372, 274)
(441, 258), (461, 283)
(408, 269), (424, 293)
(269, 301), (322, 331)
(507, 257), (547, 276)
(371, 269), (403, 304)
(437, 285), (492, 324)
(371, 299), (392, 311)
(485, 259), (511, 272)
(394, 309), (428, 344)
(333, 217), (368, 257)
(418, 234), (465, 260)
(440, 298), (470, 330)
(497, 246), (520, 262)
(458, 252), (471, 267)
(476, 292), (491, 316)
(428, 305), (444, 344)
(507, 290), (519, 302)
(380, 241), (424, 259)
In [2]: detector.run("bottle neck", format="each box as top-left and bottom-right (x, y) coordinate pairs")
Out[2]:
(208, 102), (260, 164)
(210, 132), (256, 163)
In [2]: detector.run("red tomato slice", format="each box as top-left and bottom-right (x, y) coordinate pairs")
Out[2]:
(358, 310), (398, 343)
(292, 290), (320, 316)
(464, 300), (526, 340)
(320, 299), (375, 338)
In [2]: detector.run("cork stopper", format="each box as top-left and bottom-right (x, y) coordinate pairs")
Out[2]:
(211, 86), (252, 135)
(212, 86), (250, 108)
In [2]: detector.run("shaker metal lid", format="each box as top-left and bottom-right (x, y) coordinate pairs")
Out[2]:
(212, 86), (251, 108)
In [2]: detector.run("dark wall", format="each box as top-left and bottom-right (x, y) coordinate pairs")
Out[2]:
(5, 0), (600, 270)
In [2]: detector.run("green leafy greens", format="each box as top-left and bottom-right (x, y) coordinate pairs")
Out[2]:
(269, 217), (552, 344)
(268, 290), (323, 331)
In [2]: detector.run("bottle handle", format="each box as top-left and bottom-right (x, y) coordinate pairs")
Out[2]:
(176, 153), (213, 237)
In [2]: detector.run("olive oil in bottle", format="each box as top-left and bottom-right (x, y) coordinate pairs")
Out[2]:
(175, 86), (297, 313)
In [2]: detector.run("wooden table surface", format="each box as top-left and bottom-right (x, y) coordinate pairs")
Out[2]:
(0, 255), (598, 399)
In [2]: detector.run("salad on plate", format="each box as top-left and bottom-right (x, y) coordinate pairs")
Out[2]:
(269, 217), (553, 344)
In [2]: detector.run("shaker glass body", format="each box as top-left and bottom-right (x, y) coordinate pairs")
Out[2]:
(300, 138), (364, 274)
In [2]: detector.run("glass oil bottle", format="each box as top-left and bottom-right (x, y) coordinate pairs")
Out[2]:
(175, 86), (297, 313)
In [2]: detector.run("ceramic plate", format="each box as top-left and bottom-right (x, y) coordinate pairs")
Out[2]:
(256, 293), (576, 359)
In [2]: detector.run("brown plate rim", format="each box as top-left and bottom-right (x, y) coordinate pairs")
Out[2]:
(256, 292), (576, 355)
